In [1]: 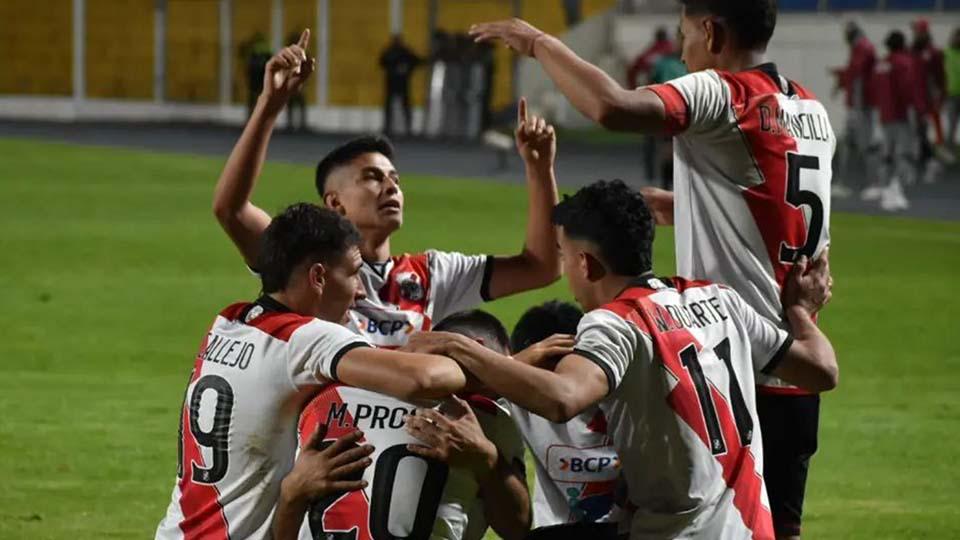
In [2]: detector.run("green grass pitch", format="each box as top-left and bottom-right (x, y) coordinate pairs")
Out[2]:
(0, 137), (957, 539)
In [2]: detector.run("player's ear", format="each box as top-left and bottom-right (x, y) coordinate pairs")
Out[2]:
(582, 252), (607, 282)
(309, 262), (327, 293)
(704, 17), (724, 55)
(323, 191), (346, 215)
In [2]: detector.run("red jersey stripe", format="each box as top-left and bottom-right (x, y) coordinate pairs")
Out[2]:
(648, 83), (690, 134)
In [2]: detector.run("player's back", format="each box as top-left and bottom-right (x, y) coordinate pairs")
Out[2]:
(156, 298), (368, 540)
(576, 277), (789, 539)
(650, 64), (833, 328)
(298, 384), (523, 540)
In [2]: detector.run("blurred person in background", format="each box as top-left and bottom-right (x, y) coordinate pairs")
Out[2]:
(242, 33), (272, 119)
(626, 27), (677, 187)
(379, 34), (421, 137)
(944, 28), (960, 147)
(831, 22), (877, 200)
(911, 18), (952, 182)
(870, 30), (923, 212)
(284, 31), (308, 132)
(648, 45), (687, 189)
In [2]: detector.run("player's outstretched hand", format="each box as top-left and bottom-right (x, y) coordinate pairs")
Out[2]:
(469, 18), (546, 57)
(263, 29), (316, 107)
(405, 395), (498, 479)
(782, 248), (833, 315)
(513, 333), (575, 367)
(515, 97), (557, 171)
(279, 423), (373, 504)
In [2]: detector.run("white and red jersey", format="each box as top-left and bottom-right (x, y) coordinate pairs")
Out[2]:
(574, 276), (792, 540)
(648, 64), (834, 393)
(345, 251), (492, 348)
(155, 297), (370, 540)
(507, 404), (622, 528)
(297, 385), (524, 540)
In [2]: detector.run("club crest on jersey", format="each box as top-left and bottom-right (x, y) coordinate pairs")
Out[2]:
(396, 271), (424, 302)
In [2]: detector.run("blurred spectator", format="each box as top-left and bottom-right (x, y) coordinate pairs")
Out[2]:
(869, 31), (923, 211)
(831, 22), (877, 199)
(284, 31), (308, 132)
(563, 0), (582, 27)
(911, 18), (951, 181)
(626, 27), (674, 89)
(646, 49), (686, 189)
(241, 33), (272, 119)
(946, 28), (960, 146)
(380, 35), (421, 136)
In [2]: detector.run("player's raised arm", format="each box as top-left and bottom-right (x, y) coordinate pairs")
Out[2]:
(406, 331), (608, 423)
(470, 19), (668, 133)
(768, 252), (839, 392)
(485, 98), (561, 299)
(335, 347), (469, 401)
(212, 30), (316, 267)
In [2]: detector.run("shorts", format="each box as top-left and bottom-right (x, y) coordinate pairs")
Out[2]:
(525, 522), (620, 540)
(757, 392), (820, 538)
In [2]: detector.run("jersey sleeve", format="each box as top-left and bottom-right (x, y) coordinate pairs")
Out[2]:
(722, 288), (792, 375)
(286, 320), (371, 388)
(647, 70), (731, 135)
(428, 250), (493, 321)
(573, 309), (647, 394)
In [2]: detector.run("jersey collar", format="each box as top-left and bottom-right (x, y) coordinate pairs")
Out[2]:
(752, 62), (796, 97)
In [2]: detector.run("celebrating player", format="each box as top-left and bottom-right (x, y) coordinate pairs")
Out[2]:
(155, 204), (471, 540)
(471, 2), (835, 537)
(406, 181), (838, 540)
(508, 301), (622, 539)
(213, 29), (560, 351)
(288, 310), (530, 540)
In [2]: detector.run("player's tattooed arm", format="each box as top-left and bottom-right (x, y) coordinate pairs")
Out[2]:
(469, 19), (668, 133)
(213, 29), (316, 268)
(273, 425), (373, 540)
(406, 331), (608, 423)
(336, 347), (468, 401)
(772, 250), (839, 392)
(405, 397), (531, 540)
(486, 98), (562, 300)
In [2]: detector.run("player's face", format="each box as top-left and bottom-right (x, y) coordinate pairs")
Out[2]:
(325, 152), (404, 236)
(677, 8), (714, 73)
(317, 246), (366, 324)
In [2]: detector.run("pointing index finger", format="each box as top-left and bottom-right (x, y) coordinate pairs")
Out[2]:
(297, 29), (311, 54)
(518, 97), (527, 127)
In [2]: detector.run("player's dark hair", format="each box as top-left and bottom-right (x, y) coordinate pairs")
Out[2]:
(510, 300), (583, 353)
(886, 30), (906, 52)
(434, 310), (511, 355)
(257, 203), (361, 293)
(679, 0), (777, 51)
(552, 179), (655, 277)
(315, 135), (396, 196)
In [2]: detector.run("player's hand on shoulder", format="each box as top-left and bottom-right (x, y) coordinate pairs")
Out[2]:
(513, 334), (575, 368)
(782, 248), (833, 315)
(514, 97), (557, 171)
(280, 423), (373, 505)
(263, 29), (316, 106)
(405, 395), (498, 480)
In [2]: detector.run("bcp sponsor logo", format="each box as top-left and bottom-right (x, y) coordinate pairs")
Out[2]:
(546, 444), (620, 483)
(352, 314), (419, 338)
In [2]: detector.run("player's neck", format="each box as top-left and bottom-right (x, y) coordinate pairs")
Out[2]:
(267, 291), (318, 318)
(359, 229), (392, 263)
(715, 50), (768, 73)
(596, 274), (641, 306)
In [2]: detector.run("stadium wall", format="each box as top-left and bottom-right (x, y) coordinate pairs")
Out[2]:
(0, 0), (615, 132)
